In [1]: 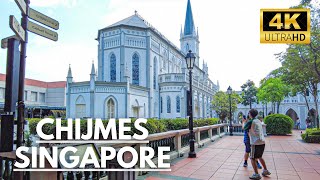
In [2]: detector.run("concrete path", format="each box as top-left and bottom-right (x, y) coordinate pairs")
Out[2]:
(140, 130), (320, 180)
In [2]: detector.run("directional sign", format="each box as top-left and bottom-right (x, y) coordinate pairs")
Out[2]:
(28, 8), (59, 30)
(1, 35), (19, 49)
(27, 20), (58, 41)
(9, 15), (25, 41)
(14, 0), (27, 15)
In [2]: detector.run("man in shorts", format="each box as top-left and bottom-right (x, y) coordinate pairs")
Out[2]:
(248, 109), (271, 180)
(242, 115), (262, 168)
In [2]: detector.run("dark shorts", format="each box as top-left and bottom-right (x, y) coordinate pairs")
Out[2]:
(244, 142), (251, 153)
(250, 144), (265, 159)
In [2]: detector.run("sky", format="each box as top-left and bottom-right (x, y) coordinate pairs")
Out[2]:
(0, 0), (303, 91)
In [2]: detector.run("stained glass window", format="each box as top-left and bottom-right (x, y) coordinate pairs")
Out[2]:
(160, 97), (163, 113)
(176, 96), (180, 113)
(167, 96), (171, 113)
(132, 53), (139, 85)
(110, 54), (116, 82)
(107, 98), (115, 119)
(153, 57), (157, 89)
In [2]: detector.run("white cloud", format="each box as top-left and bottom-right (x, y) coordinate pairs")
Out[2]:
(30, 0), (77, 7)
(2, 0), (304, 91)
(25, 38), (96, 82)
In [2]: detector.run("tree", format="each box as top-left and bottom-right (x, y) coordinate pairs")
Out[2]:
(212, 91), (241, 121)
(271, 0), (320, 128)
(240, 80), (258, 109)
(257, 78), (290, 113)
(268, 67), (311, 112)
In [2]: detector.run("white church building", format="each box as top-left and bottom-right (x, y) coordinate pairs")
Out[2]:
(66, 0), (219, 119)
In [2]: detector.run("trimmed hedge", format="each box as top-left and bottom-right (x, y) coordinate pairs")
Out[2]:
(302, 128), (320, 143)
(28, 118), (219, 139)
(264, 114), (294, 135)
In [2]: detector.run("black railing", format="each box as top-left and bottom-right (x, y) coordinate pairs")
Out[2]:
(1, 159), (14, 180)
(200, 130), (209, 140)
(220, 126), (225, 133)
(148, 136), (175, 156)
(63, 171), (104, 180)
(181, 133), (190, 148)
(212, 128), (217, 136)
(233, 125), (244, 133)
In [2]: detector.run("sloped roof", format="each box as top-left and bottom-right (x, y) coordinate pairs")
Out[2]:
(106, 14), (149, 29)
(0, 73), (66, 88)
(99, 13), (185, 56)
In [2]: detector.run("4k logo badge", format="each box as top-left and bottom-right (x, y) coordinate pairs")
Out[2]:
(260, 9), (310, 44)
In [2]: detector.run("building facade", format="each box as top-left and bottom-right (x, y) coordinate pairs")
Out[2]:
(235, 92), (319, 130)
(0, 73), (66, 118)
(67, 0), (219, 119)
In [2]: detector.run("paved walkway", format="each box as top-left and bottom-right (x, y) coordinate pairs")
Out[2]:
(140, 130), (320, 180)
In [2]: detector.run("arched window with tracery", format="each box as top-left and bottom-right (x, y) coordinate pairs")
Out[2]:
(160, 97), (163, 113)
(167, 96), (171, 113)
(176, 96), (180, 113)
(132, 53), (139, 85)
(110, 54), (116, 82)
(106, 98), (115, 119)
(153, 57), (157, 89)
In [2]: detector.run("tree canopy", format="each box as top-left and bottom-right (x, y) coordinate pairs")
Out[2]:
(212, 91), (241, 121)
(240, 80), (258, 109)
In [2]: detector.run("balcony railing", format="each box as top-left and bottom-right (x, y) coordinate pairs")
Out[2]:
(158, 73), (216, 93)
(228, 123), (267, 136)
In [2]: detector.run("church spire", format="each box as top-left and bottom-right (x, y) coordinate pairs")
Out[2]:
(67, 64), (72, 78)
(183, 0), (195, 36)
(67, 64), (73, 84)
(90, 61), (95, 75)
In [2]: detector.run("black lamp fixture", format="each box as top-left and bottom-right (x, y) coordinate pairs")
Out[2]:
(227, 86), (233, 136)
(185, 50), (196, 158)
(185, 50), (196, 70)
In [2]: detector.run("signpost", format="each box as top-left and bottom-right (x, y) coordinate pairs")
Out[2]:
(1, 35), (19, 49)
(1, 0), (59, 179)
(29, 8), (59, 30)
(9, 15), (25, 41)
(14, 0), (27, 15)
(27, 20), (58, 41)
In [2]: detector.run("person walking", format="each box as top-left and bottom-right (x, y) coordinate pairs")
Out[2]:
(242, 115), (262, 169)
(247, 109), (271, 180)
(296, 117), (300, 130)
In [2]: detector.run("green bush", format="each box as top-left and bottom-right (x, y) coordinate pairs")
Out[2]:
(264, 114), (294, 135)
(28, 117), (219, 137)
(302, 128), (320, 143)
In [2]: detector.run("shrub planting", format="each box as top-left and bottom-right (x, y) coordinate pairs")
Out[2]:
(264, 114), (294, 135)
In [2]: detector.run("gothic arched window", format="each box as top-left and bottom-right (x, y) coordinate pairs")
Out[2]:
(153, 57), (157, 89)
(106, 98), (115, 119)
(160, 97), (163, 113)
(176, 96), (180, 113)
(132, 53), (139, 85)
(186, 43), (190, 52)
(167, 96), (171, 113)
(110, 54), (116, 82)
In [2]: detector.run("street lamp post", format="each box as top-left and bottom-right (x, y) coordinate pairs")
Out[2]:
(227, 86), (233, 136)
(185, 50), (196, 158)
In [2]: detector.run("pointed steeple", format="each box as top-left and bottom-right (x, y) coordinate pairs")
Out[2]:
(197, 27), (199, 37)
(183, 0), (195, 36)
(67, 64), (73, 84)
(90, 61), (95, 76)
(67, 64), (72, 78)
(180, 25), (183, 37)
